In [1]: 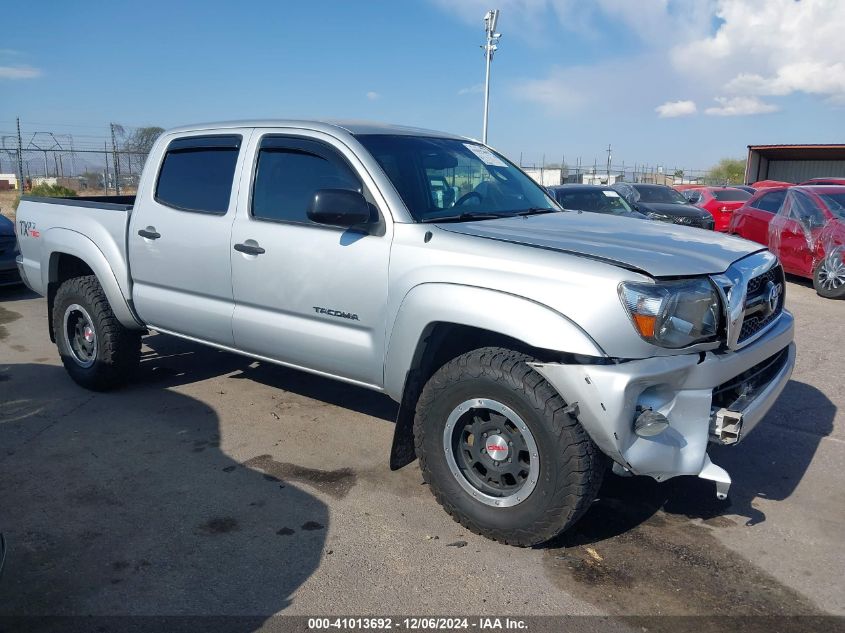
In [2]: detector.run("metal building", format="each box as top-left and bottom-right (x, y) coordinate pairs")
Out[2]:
(745, 144), (845, 184)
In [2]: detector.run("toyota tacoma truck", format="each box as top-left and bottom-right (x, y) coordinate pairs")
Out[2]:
(15, 121), (795, 546)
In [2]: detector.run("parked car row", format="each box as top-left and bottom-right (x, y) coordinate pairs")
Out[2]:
(546, 176), (844, 300)
(729, 185), (845, 298)
(548, 183), (716, 229)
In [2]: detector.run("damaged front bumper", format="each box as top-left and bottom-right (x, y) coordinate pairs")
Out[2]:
(531, 310), (795, 499)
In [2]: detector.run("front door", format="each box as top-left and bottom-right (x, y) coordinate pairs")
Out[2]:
(229, 131), (392, 388)
(129, 131), (252, 346)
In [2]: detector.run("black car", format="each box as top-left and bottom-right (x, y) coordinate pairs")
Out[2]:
(547, 184), (649, 219)
(611, 182), (715, 230)
(0, 214), (22, 287)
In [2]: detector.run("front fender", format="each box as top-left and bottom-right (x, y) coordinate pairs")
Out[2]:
(383, 283), (605, 401)
(43, 228), (142, 329)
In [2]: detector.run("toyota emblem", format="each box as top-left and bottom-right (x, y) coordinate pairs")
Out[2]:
(765, 281), (781, 316)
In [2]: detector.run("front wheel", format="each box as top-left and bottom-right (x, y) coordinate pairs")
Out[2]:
(813, 250), (845, 299)
(53, 275), (141, 390)
(414, 347), (605, 546)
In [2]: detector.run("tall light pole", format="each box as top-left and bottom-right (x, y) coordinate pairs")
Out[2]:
(481, 9), (501, 145)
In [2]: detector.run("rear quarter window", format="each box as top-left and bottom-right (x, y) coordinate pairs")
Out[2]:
(752, 190), (786, 214)
(155, 135), (241, 214)
(712, 188), (751, 202)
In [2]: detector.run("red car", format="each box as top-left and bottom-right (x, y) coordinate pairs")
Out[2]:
(679, 186), (752, 232)
(729, 186), (845, 298)
(800, 177), (845, 186)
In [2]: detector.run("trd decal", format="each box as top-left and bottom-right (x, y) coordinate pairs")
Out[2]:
(19, 221), (40, 238)
(313, 306), (359, 321)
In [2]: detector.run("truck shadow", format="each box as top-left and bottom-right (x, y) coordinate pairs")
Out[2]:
(139, 332), (398, 423)
(139, 333), (833, 540)
(0, 361), (327, 624)
(0, 285), (39, 303)
(557, 379), (834, 547)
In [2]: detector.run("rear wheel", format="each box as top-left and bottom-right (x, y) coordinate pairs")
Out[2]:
(53, 275), (141, 390)
(414, 347), (605, 546)
(813, 250), (845, 299)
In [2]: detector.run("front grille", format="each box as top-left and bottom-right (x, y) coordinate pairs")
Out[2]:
(738, 264), (785, 343)
(673, 215), (713, 230)
(712, 347), (789, 410)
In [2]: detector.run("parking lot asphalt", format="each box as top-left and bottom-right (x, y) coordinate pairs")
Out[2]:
(0, 278), (843, 621)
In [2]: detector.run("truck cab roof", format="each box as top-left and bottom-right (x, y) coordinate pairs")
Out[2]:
(164, 119), (468, 141)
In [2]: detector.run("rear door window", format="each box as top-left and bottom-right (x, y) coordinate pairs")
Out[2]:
(753, 190), (786, 214)
(155, 135), (241, 214)
(712, 188), (751, 202)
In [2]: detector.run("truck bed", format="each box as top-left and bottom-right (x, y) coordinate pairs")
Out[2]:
(15, 195), (134, 301)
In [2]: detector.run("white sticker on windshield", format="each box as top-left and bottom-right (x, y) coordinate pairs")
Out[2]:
(602, 190), (620, 197)
(464, 143), (508, 167)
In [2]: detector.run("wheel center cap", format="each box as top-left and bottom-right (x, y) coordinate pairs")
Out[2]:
(485, 434), (509, 461)
(83, 326), (94, 343)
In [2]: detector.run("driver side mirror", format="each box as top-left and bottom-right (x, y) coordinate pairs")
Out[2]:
(308, 189), (371, 227)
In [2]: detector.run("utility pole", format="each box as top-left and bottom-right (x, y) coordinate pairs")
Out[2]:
(606, 144), (612, 179)
(104, 142), (110, 194)
(110, 123), (121, 195)
(16, 117), (25, 192)
(481, 9), (501, 145)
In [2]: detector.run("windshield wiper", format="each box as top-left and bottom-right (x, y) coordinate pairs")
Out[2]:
(513, 207), (558, 216)
(421, 212), (510, 223)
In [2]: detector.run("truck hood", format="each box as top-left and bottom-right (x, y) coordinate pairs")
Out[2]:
(436, 211), (763, 277)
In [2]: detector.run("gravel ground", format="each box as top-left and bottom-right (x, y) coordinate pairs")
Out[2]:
(0, 277), (842, 624)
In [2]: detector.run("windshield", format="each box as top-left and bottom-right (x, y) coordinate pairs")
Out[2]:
(555, 189), (634, 215)
(356, 134), (558, 222)
(819, 192), (845, 219)
(636, 185), (689, 204)
(712, 188), (751, 202)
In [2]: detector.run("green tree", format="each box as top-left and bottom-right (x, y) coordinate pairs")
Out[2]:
(30, 183), (77, 198)
(708, 158), (746, 185)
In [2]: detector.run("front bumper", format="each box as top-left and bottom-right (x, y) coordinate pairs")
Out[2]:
(531, 310), (795, 497)
(0, 262), (21, 286)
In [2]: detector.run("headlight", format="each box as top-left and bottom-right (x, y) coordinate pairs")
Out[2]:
(645, 211), (673, 222)
(619, 279), (720, 348)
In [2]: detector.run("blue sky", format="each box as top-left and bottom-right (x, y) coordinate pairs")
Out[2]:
(1, 0), (843, 171)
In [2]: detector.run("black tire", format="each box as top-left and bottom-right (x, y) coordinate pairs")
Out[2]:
(812, 255), (845, 299)
(414, 347), (605, 547)
(52, 275), (141, 391)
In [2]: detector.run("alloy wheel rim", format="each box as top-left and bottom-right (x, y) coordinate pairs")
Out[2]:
(443, 398), (540, 508)
(63, 304), (97, 368)
(819, 256), (845, 290)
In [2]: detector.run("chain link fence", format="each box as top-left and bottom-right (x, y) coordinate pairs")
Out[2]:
(517, 161), (737, 188)
(0, 147), (150, 195)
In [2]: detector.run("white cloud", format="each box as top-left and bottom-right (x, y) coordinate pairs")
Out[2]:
(0, 65), (41, 79)
(704, 96), (778, 116)
(655, 100), (697, 118)
(433, 0), (845, 116)
(458, 83), (483, 95)
(366, 91), (380, 100)
(673, 0), (845, 103)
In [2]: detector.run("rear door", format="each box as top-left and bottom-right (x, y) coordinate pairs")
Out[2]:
(769, 190), (820, 276)
(739, 189), (784, 245)
(129, 130), (251, 345)
(229, 129), (392, 388)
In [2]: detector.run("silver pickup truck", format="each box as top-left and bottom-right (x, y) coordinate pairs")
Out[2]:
(15, 120), (795, 546)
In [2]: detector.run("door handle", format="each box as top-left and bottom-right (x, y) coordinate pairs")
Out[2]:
(138, 228), (161, 240)
(234, 242), (266, 256)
